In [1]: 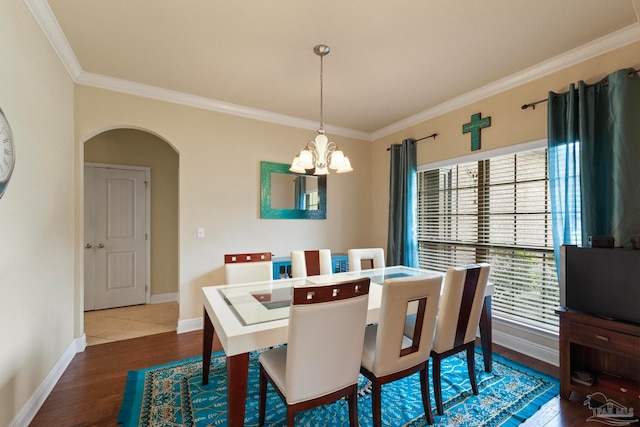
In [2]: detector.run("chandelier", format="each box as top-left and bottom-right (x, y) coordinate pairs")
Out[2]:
(290, 45), (352, 175)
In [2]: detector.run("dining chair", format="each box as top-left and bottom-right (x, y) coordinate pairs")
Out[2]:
(258, 277), (371, 426)
(290, 249), (333, 277)
(360, 274), (443, 426)
(224, 252), (273, 284)
(406, 263), (490, 415)
(348, 247), (385, 271)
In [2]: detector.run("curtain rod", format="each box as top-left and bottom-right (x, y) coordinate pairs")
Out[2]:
(386, 133), (438, 151)
(414, 133), (438, 142)
(521, 99), (547, 110)
(522, 68), (640, 110)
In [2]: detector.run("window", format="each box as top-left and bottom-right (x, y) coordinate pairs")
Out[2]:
(305, 191), (319, 210)
(417, 147), (559, 332)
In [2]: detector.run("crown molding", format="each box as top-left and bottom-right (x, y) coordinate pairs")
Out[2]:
(24, 0), (82, 80)
(371, 23), (640, 141)
(26, 0), (640, 143)
(76, 71), (372, 141)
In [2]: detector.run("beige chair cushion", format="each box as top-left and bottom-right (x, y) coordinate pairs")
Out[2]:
(431, 264), (490, 353)
(290, 249), (333, 278)
(259, 280), (370, 404)
(348, 248), (385, 271)
(362, 274), (442, 377)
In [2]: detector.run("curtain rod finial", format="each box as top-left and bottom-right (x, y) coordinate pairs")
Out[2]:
(522, 98), (547, 110)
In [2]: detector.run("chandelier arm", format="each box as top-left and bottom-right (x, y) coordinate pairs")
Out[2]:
(308, 142), (319, 162)
(326, 145), (334, 166)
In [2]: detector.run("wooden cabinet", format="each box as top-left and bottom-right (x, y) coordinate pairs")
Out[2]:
(556, 308), (640, 411)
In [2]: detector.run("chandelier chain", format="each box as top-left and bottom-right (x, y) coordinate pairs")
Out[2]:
(319, 54), (324, 131)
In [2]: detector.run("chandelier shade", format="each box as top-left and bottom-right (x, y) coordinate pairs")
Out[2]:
(290, 45), (352, 175)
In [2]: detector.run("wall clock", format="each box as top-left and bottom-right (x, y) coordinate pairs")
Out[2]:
(0, 107), (15, 199)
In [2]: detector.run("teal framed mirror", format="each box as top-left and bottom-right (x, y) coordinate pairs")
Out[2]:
(260, 161), (326, 219)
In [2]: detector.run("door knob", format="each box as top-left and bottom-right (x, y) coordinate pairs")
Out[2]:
(85, 243), (92, 249)
(97, 243), (105, 248)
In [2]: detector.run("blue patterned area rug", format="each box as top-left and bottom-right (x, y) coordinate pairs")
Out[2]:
(118, 348), (558, 426)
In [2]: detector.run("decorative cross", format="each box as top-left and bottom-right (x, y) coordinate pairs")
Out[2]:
(462, 113), (491, 151)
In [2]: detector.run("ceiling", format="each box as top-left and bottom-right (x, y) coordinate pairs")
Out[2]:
(39, 0), (640, 139)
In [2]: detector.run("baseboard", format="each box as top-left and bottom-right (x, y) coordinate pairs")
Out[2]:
(76, 333), (87, 353)
(177, 317), (203, 334)
(150, 292), (178, 304)
(9, 335), (83, 427)
(492, 328), (559, 367)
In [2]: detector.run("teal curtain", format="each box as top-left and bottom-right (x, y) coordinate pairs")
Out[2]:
(294, 176), (305, 210)
(548, 68), (640, 266)
(387, 138), (418, 267)
(547, 85), (583, 268)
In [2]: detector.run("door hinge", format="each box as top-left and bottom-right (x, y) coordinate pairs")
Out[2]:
(145, 233), (148, 240)
(144, 181), (148, 189)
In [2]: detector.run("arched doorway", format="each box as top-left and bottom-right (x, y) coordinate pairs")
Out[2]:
(83, 128), (179, 345)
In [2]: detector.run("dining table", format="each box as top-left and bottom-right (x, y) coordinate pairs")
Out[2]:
(201, 265), (495, 426)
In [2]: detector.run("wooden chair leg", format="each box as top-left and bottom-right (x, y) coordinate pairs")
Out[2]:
(466, 345), (478, 395)
(371, 380), (383, 427)
(286, 408), (295, 427)
(348, 386), (359, 427)
(258, 366), (267, 426)
(420, 366), (434, 425)
(432, 355), (444, 415)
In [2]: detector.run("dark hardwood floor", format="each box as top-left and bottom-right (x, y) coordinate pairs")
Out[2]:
(30, 332), (595, 426)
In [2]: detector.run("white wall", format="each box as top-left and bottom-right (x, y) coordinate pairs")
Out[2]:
(74, 86), (372, 324)
(0, 1), (75, 425)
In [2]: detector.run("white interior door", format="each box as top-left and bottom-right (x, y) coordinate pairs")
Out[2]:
(84, 165), (148, 310)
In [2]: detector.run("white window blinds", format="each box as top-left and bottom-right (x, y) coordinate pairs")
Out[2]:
(417, 147), (559, 332)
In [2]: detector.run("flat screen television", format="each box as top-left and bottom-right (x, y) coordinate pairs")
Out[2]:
(560, 245), (640, 325)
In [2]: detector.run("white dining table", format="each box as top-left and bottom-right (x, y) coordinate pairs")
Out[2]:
(201, 265), (495, 426)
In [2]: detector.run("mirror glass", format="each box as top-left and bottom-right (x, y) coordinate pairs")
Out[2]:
(270, 173), (319, 210)
(260, 161), (326, 219)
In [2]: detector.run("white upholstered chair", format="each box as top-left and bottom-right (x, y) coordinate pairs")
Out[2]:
(224, 252), (273, 284)
(290, 249), (333, 278)
(360, 274), (443, 426)
(406, 263), (490, 415)
(258, 278), (371, 426)
(348, 247), (385, 271)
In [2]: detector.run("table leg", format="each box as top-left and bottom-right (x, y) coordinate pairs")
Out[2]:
(202, 308), (214, 385)
(227, 352), (250, 426)
(479, 295), (492, 372)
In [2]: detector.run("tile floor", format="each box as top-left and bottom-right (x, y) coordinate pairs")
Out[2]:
(84, 301), (178, 346)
